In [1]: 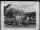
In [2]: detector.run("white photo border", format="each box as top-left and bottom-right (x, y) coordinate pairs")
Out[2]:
(1, 1), (39, 30)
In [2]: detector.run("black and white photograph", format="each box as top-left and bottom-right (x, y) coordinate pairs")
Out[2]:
(1, 1), (39, 30)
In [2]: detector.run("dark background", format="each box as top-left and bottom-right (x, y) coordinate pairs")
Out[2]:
(39, 2), (40, 30)
(0, 2), (1, 30)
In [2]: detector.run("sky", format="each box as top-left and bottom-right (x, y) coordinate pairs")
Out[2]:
(4, 1), (37, 12)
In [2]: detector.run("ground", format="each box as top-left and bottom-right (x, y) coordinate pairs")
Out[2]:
(4, 24), (36, 28)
